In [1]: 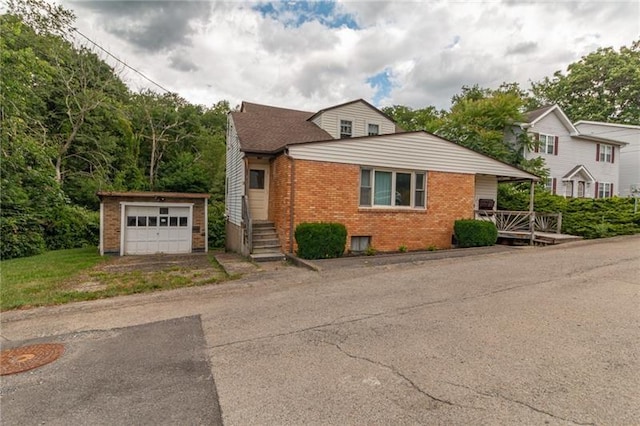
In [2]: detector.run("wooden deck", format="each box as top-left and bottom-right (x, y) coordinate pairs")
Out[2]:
(498, 231), (583, 245)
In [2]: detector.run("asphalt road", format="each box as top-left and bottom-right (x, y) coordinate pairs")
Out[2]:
(2, 236), (639, 425)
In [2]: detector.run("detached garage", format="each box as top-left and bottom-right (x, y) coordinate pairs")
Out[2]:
(98, 191), (210, 256)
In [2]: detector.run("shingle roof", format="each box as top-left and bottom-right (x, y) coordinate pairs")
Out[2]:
(231, 102), (332, 153)
(525, 105), (555, 123)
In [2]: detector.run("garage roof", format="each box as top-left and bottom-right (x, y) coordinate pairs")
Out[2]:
(97, 191), (210, 200)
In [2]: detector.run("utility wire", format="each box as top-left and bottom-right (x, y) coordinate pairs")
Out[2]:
(71, 27), (172, 94)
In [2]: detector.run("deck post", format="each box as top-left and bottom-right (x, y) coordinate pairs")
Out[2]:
(529, 179), (535, 245)
(557, 212), (562, 234)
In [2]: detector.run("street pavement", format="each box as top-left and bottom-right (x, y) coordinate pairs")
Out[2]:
(1, 235), (639, 425)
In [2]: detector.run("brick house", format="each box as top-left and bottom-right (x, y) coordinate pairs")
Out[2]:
(225, 99), (538, 260)
(98, 191), (209, 255)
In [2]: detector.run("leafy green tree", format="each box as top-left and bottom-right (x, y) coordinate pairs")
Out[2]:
(381, 105), (442, 132)
(531, 40), (640, 124)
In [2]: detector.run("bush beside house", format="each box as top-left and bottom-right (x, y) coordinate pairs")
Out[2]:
(454, 220), (498, 248)
(295, 222), (347, 259)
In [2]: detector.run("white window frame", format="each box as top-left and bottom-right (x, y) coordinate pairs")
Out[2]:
(339, 119), (353, 139)
(599, 144), (613, 163)
(598, 182), (613, 198)
(359, 168), (426, 209)
(539, 134), (555, 155)
(367, 122), (380, 136)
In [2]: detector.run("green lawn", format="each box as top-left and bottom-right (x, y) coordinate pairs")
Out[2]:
(1, 248), (227, 311)
(1, 248), (105, 310)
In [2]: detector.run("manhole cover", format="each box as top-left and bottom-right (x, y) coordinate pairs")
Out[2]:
(1, 343), (65, 376)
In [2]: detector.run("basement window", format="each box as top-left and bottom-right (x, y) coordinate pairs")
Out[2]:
(351, 236), (371, 252)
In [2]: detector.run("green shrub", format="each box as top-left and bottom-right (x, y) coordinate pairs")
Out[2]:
(364, 246), (377, 256)
(42, 204), (99, 250)
(208, 201), (226, 249)
(498, 184), (640, 239)
(295, 222), (347, 259)
(0, 215), (46, 260)
(398, 245), (408, 253)
(454, 219), (498, 248)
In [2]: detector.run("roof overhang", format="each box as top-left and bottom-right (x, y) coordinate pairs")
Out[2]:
(96, 191), (210, 201)
(529, 105), (579, 135)
(571, 134), (628, 146)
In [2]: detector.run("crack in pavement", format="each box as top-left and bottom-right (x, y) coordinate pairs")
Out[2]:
(444, 381), (595, 425)
(208, 253), (638, 350)
(323, 341), (486, 412)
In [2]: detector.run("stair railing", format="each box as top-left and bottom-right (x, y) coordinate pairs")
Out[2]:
(242, 195), (252, 254)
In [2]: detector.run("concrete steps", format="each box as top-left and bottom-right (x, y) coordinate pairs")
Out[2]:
(250, 221), (285, 262)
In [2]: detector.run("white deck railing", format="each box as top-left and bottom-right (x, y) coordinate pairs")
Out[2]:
(475, 210), (563, 244)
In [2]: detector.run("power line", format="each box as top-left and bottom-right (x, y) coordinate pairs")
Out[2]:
(71, 27), (172, 94)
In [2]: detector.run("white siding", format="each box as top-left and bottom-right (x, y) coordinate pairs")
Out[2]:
(575, 122), (640, 197)
(225, 115), (245, 225)
(289, 132), (537, 180)
(525, 112), (619, 197)
(474, 175), (497, 209)
(314, 101), (396, 139)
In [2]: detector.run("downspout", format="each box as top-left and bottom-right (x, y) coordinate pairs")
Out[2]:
(287, 149), (295, 254)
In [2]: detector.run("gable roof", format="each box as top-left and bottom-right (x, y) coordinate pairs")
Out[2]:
(307, 98), (400, 128)
(524, 105), (578, 134)
(562, 165), (596, 182)
(230, 102), (332, 153)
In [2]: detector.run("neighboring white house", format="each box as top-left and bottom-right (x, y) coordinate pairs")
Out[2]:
(574, 121), (640, 197)
(507, 105), (628, 198)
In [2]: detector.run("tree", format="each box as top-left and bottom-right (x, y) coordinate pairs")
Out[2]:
(381, 105), (442, 132)
(531, 40), (640, 124)
(437, 84), (547, 177)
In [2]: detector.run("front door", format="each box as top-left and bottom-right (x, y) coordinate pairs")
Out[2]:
(248, 164), (269, 220)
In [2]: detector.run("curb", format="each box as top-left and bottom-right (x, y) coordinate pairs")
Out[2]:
(285, 254), (321, 272)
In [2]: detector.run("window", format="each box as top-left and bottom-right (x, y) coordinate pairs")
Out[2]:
(538, 134), (556, 155)
(351, 236), (371, 252)
(179, 217), (188, 227)
(249, 169), (265, 189)
(137, 216), (147, 227)
(544, 177), (556, 194)
(368, 123), (379, 136)
(598, 144), (613, 163)
(159, 207), (169, 215)
(565, 181), (574, 198)
(577, 181), (585, 198)
(340, 120), (352, 138)
(597, 182), (613, 198)
(148, 216), (158, 226)
(360, 168), (426, 208)
(360, 169), (372, 205)
(127, 216), (137, 227)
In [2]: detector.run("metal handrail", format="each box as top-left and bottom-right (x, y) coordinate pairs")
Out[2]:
(242, 195), (252, 254)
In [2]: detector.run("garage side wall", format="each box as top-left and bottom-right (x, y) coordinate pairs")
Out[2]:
(100, 196), (207, 255)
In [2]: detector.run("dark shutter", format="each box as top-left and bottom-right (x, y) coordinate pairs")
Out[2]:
(533, 133), (540, 153)
(595, 182), (599, 198)
(610, 183), (614, 197)
(554, 136), (559, 155)
(611, 147), (615, 163)
(552, 178), (557, 194)
(596, 144), (600, 161)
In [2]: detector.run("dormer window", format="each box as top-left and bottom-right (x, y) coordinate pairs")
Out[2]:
(368, 123), (379, 136)
(340, 120), (352, 138)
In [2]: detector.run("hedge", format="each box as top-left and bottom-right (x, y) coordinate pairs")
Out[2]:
(295, 222), (347, 259)
(454, 219), (498, 248)
(498, 184), (640, 239)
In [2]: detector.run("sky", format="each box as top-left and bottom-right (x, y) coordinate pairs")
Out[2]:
(61, 0), (640, 112)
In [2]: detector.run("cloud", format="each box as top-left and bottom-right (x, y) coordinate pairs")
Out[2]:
(253, 0), (359, 29)
(506, 41), (538, 56)
(64, 0), (639, 113)
(69, 1), (212, 52)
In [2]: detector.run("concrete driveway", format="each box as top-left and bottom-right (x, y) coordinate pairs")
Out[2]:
(2, 235), (639, 425)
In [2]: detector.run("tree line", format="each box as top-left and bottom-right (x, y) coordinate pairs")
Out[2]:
(1, 0), (638, 259)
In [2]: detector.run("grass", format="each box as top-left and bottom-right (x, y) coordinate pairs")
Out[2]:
(1, 248), (227, 311)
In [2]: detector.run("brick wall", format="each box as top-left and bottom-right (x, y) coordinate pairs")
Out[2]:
(101, 196), (207, 254)
(271, 159), (475, 253)
(268, 155), (292, 250)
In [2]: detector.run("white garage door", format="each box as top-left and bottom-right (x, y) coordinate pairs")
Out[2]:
(124, 205), (191, 255)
